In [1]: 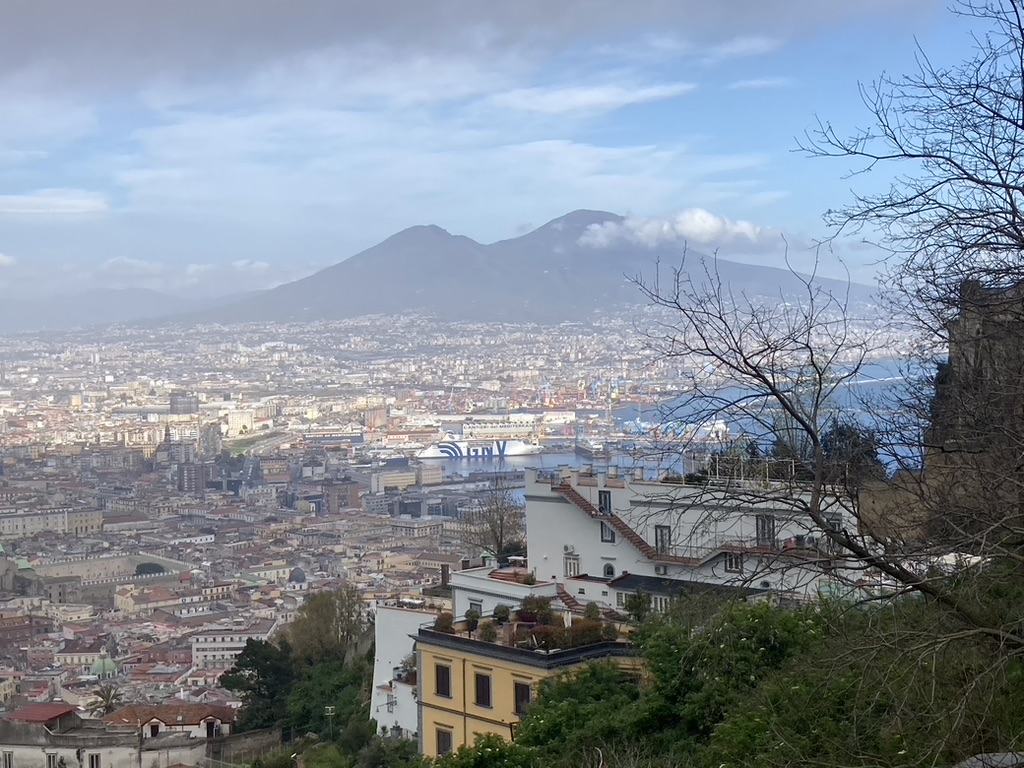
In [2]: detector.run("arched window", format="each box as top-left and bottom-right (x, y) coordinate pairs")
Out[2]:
(603, 563), (615, 578)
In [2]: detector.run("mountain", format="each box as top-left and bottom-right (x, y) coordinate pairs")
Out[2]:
(197, 210), (876, 325)
(2, 212), (875, 332)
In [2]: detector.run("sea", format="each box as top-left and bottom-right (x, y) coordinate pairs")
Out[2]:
(429, 358), (916, 479)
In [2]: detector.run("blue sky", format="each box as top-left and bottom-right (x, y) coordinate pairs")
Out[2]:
(0, 0), (962, 297)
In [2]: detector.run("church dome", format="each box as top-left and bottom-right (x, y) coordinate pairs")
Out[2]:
(288, 567), (307, 584)
(91, 652), (117, 678)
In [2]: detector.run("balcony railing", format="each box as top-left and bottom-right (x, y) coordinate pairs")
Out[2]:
(667, 533), (833, 561)
(417, 624), (634, 670)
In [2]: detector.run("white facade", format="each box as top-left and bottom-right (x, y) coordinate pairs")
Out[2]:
(190, 619), (277, 669)
(449, 567), (558, 618)
(369, 605), (433, 739)
(525, 467), (848, 605)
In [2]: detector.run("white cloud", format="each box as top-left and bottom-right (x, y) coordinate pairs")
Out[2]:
(0, 189), (108, 215)
(100, 257), (164, 275)
(578, 208), (775, 249)
(705, 35), (782, 62)
(0, 253), (15, 267)
(491, 82), (695, 114)
(728, 77), (793, 90)
(185, 263), (216, 276)
(0, 149), (47, 165)
(231, 259), (270, 271)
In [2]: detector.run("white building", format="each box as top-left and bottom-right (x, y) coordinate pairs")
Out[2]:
(450, 566), (558, 618)
(190, 618), (278, 670)
(525, 466), (849, 611)
(0, 703), (224, 768)
(369, 604), (434, 739)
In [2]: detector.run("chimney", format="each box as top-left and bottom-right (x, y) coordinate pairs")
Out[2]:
(441, 564), (450, 587)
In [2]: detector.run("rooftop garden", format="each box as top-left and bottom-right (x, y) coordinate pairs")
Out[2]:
(429, 596), (623, 651)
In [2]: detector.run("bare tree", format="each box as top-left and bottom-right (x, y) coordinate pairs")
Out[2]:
(458, 475), (526, 563)
(796, 0), (1024, 571)
(633, 247), (1024, 764)
(624, 3), (1024, 761)
(800, 0), (1024, 334)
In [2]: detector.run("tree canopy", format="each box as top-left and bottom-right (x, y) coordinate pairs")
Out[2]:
(287, 585), (370, 666)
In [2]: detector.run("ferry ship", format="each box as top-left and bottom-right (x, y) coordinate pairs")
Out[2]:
(416, 437), (542, 459)
(574, 439), (612, 461)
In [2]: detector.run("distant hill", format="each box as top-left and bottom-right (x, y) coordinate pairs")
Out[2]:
(0, 288), (206, 332)
(194, 210), (875, 325)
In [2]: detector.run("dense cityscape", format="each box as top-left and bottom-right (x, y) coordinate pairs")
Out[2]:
(5, 1), (1024, 767)
(0, 300), (902, 761)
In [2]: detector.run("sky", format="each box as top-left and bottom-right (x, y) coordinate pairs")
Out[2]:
(0, 0), (964, 298)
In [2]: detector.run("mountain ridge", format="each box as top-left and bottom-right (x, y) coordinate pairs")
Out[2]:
(194, 209), (872, 325)
(5, 211), (875, 331)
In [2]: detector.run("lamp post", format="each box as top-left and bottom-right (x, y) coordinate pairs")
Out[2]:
(324, 705), (336, 742)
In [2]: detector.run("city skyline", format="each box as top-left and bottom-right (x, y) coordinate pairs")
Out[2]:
(0, 0), (951, 298)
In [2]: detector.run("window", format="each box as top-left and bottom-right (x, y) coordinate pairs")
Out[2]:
(600, 521), (616, 543)
(598, 490), (612, 514)
(468, 600), (482, 615)
(435, 663), (451, 698)
(474, 672), (492, 708)
(436, 728), (453, 757)
(755, 515), (776, 548)
(616, 592), (625, 607)
(2, 751), (11, 768)
(603, 563), (615, 578)
(514, 681), (532, 715)
(563, 554), (580, 578)
(46, 755), (57, 768)
(654, 525), (672, 555)
(88, 756), (101, 768)
(725, 552), (743, 573)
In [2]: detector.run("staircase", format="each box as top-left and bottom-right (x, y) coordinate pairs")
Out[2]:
(606, 515), (658, 559)
(554, 483), (659, 559)
(553, 483), (601, 518)
(556, 585), (582, 610)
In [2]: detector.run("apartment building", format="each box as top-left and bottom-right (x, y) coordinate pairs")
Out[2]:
(416, 612), (634, 758)
(0, 506), (102, 538)
(190, 618), (278, 669)
(524, 466), (848, 606)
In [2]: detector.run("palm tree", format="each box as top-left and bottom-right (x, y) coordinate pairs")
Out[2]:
(85, 684), (123, 716)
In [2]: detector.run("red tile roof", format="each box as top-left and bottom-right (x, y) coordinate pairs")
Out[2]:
(7, 702), (77, 723)
(104, 703), (236, 727)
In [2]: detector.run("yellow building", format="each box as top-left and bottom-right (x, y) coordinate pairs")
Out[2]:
(415, 620), (634, 757)
(0, 506), (102, 538)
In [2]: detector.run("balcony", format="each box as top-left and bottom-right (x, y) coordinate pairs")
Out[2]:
(666, 533), (834, 561)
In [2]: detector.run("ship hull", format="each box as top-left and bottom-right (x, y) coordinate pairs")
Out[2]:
(417, 440), (542, 459)
(574, 444), (611, 460)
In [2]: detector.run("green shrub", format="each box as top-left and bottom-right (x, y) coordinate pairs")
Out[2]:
(493, 605), (511, 625)
(478, 620), (498, 642)
(433, 612), (455, 634)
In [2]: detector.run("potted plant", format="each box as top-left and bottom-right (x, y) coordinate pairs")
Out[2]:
(465, 608), (481, 634)
(493, 605), (511, 625)
(478, 620), (498, 643)
(433, 612), (455, 634)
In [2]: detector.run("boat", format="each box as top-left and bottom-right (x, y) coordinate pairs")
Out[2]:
(417, 437), (543, 459)
(574, 439), (612, 461)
